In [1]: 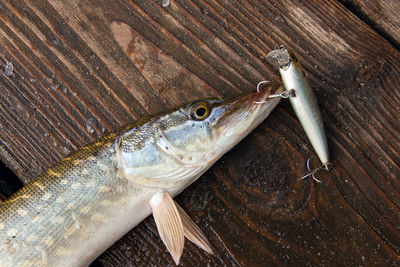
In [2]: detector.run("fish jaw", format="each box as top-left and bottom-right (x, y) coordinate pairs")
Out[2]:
(203, 83), (283, 165)
(211, 83), (283, 139)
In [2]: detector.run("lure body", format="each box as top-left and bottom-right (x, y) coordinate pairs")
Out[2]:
(267, 48), (329, 167)
(0, 84), (282, 266)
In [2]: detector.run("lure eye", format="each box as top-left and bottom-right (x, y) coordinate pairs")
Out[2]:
(190, 102), (210, 120)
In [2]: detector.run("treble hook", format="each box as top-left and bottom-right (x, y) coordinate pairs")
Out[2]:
(255, 88), (296, 104)
(255, 81), (295, 104)
(298, 157), (332, 183)
(268, 89), (296, 99)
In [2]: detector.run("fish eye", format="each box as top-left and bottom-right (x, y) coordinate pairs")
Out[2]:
(190, 102), (210, 120)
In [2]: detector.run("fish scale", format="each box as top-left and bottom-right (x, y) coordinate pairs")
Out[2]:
(0, 134), (139, 266)
(0, 84), (282, 266)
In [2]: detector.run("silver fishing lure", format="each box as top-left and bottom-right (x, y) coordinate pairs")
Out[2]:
(266, 46), (331, 175)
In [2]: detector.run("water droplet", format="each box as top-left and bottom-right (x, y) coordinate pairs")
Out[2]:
(62, 147), (70, 155)
(52, 38), (60, 46)
(50, 84), (59, 91)
(100, 124), (106, 133)
(162, 0), (169, 7)
(15, 103), (23, 111)
(201, 8), (209, 15)
(4, 62), (13, 76)
(86, 118), (96, 134)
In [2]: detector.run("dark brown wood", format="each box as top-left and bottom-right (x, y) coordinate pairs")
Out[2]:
(0, 0), (399, 266)
(340, 0), (400, 47)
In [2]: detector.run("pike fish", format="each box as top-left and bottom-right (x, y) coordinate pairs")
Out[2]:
(267, 47), (330, 170)
(0, 83), (283, 266)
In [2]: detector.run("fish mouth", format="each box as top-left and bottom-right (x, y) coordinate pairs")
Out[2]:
(224, 81), (281, 111)
(246, 81), (283, 105)
(212, 82), (282, 136)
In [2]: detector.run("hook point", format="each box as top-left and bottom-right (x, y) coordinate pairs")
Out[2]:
(256, 80), (270, 92)
(298, 158), (332, 183)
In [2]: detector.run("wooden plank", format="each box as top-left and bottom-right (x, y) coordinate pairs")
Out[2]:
(340, 0), (400, 47)
(0, 0), (399, 266)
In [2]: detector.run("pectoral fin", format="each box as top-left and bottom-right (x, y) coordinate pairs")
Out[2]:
(150, 192), (214, 265)
(175, 201), (214, 254)
(150, 192), (184, 265)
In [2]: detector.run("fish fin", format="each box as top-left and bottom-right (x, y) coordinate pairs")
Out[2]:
(150, 192), (184, 265)
(174, 201), (214, 254)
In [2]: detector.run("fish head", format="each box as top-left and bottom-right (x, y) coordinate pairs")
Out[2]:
(117, 83), (282, 188)
(160, 82), (283, 166)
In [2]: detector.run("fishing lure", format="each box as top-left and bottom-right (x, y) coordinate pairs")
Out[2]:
(266, 46), (331, 179)
(0, 83), (283, 266)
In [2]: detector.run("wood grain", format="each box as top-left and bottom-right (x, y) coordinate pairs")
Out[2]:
(0, 0), (399, 266)
(340, 0), (400, 48)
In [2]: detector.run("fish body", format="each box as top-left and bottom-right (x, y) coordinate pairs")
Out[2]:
(267, 47), (330, 167)
(0, 83), (282, 266)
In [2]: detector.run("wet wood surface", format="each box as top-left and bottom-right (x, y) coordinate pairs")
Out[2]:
(0, 0), (399, 266)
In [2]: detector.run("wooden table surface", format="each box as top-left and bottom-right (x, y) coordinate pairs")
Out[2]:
(0, 0), (399, 266)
